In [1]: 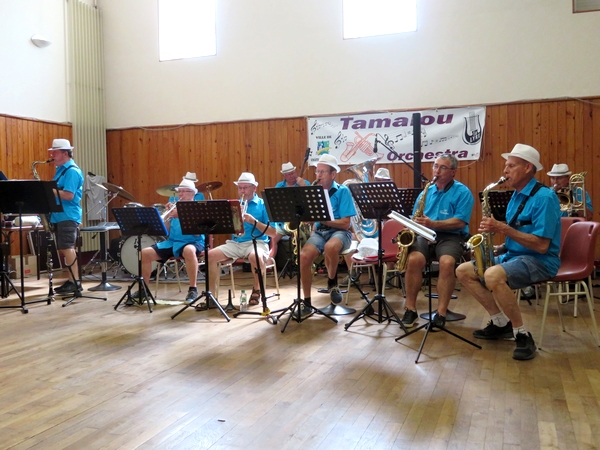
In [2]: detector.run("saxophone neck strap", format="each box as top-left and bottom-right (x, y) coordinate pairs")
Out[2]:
(507, 181), (545, 228)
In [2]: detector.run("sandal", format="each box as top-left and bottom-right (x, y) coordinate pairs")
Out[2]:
(249, 289), (261, 306)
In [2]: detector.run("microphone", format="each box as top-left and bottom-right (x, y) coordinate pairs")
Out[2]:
(373, 137), (378, 153)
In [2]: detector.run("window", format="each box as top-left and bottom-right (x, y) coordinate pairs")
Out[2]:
(343, 0), (417, 39)
(158, 0), (216, 61)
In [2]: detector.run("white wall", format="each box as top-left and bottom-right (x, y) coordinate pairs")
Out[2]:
(99, 0), (600, 129)
(0, 0), (68, 122)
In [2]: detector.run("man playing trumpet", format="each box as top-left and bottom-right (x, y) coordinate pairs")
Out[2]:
(456, 144), (561, 360)
(547, 163), (593, 220)
(402, 154), (474, 329)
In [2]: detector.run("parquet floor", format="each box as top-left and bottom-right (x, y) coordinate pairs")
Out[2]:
(1, 268), (600, 449)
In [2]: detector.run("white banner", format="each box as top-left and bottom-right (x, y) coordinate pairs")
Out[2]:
(307, 106), (485, 166)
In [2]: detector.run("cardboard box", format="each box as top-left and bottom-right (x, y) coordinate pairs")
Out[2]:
(9, 255), (38, 279)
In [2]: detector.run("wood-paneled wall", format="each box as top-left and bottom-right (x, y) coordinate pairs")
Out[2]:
(106, 97), (600, 237)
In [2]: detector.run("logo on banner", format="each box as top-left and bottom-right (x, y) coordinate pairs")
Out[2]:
(462, 111), (483, 145)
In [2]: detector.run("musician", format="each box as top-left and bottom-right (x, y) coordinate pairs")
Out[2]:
(168, 172), (205, 202)
(138, 179), (205, 303)
(270, 162), (311, 258)
(547, 163), (593, 220)
(48, 139), (84, 295)
(456, 144), (561, 361)
(300, 154), (356, 309)
(374, 167), (392, 181)
(207, 172), (276, 306)
(402, 154), (474, 329)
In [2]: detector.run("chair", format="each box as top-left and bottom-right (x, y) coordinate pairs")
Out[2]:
(538, 221), (600, 349)
(216, 255), (279, 300)
(154, 257), (183, 298)
(344, 220), (405, 304)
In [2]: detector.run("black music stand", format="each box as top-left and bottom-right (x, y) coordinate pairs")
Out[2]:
(170, 200), (233, 321)
(478, 190), (512, 222)
(391, 213), (481, 363)
(80, 222), (122, 291)
(0, 181), (62, 313)
(112, 207), (167, 312)
(263, 186), (338, 332)
(343, 182), (410, 331)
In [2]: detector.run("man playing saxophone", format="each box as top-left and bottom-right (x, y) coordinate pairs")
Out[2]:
(48, 139), (85, 294)
(137, 179), (205, 303)
(402, 154), (474, 329)
(456, 144), (561, 361)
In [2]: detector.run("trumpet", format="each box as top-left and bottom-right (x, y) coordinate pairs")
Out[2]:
(160, 201), (178, 221)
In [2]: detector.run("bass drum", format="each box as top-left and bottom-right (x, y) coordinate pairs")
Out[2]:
(118, 235), (162, 276)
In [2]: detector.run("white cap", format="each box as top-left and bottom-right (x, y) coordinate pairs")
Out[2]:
(281, 162), (296, 174)
(546, 163), (572, 177)
(501, 143), (543, 171)
(234, 172), (258, 186)
(316, 154), (340, 172)
(183, 172), (198, 182)
(48, 138), (73, 151)
(176, 178), (198, 194)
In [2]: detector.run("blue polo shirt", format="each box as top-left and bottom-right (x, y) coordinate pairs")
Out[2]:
(232, 194), (270, 244)
(156, 218), (205, 257)
(315, 182), (356, 228)
(50, 159), (84, 224)
(500, 178), (561, 275)
(413, 180), (474, 235)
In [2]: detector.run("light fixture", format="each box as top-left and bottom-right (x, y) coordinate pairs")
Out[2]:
(31, 34), (52, 48)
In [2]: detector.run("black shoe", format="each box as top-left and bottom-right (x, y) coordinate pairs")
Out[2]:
(401, 309), (418, 328)
(473, 320), (514, 340)
(185, 288), (198, 304)
(297, 303), (313, 320)
(330, 286), (342, 304)
(54, 280), (81, 294)
(513, 332), (536, 360)
(432, 313), (446, 328)
(520, 286), (535, 300)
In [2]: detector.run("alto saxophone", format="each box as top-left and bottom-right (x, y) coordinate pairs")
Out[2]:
(395, 176), (437, 272)
(467, 176), (507, 279)
(31, 158), (54, 231)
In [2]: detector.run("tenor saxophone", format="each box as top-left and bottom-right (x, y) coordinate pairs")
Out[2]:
(31, 158), (54, 231)
(395, 176), (437, 272)
(467, 176), (507, 279)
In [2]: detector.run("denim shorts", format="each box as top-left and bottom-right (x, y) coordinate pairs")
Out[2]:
(497, 255), (551, 290)
(305, 228), (352, 254)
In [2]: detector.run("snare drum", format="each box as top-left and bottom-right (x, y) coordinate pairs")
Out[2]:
(118, 235), (162, 276)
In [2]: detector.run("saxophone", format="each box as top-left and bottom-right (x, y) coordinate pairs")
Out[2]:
(467, 176), (507, 279)
(32, 158), (56, 301)
(395, 176), (437, 272)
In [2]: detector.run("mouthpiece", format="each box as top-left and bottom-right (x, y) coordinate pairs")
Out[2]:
(46, 158), (54, 163)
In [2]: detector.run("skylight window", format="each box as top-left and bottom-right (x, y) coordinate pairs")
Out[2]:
(158, 0), (216, 61)
(343, 0), (417, 39)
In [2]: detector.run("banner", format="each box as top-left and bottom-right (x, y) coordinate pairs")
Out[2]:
(307, 106), (485, 166)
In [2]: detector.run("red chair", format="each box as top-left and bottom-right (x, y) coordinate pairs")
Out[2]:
(538, 221), (600, 349)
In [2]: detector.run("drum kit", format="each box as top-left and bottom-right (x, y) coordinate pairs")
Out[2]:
(102, 178), (223, 278)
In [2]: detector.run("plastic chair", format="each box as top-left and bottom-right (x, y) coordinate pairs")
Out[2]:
(154, 257), (183, 297)
(538, 221), (600, 349)
(344, 220), (405, 304)
(216, 255), (279, 300)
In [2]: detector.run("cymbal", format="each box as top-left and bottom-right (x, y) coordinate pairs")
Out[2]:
(197, 180), (222, 192)
(156, 184), (179, 197)
(102, 182), (135, 202)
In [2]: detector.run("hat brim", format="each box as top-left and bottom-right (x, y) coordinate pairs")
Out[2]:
(546, 171), (572, 176)
(48, 147), (73, 151)
(234, 181), (258, 186)
(501, 152), (543, 171)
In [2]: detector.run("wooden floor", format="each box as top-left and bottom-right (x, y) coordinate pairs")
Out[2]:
(1, 268), (600, 450)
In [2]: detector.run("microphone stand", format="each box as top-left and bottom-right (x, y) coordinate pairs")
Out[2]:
(374, 135), (429, 187)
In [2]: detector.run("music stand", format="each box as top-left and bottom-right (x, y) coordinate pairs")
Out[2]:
(80, 222), (121, 291)
(0, 181), (63, 313)
(170, 200), (235, 321)
(263, 186), (338, 332)
(343, 182), (410, 331)
(478, 190), (513, 222)
(112, 207), (167, 312)
(391, 212), (481, 363)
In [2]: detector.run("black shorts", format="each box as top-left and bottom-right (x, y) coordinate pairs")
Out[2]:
(54, 220), (79, 250)
(410, 232), (465, 262)
(152, 242), (204, 263)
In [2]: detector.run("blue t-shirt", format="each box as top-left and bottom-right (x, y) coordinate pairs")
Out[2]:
(50, 159), (84, 224)
(156, 218), (205, 257)
(275, 179), (311, 188)
(500, 178), (561, 276)
(315, 182), (356, 228)
(413, 180), (474, 235)
(231, 194), (271, 244)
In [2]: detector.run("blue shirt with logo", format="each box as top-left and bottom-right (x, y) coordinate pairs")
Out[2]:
(50, 159), (84, 224)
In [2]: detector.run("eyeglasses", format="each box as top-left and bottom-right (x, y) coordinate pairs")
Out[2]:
(432, 164), (454, 171)
(178, 189), (194, 194)
(315, 170), (332, 175)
